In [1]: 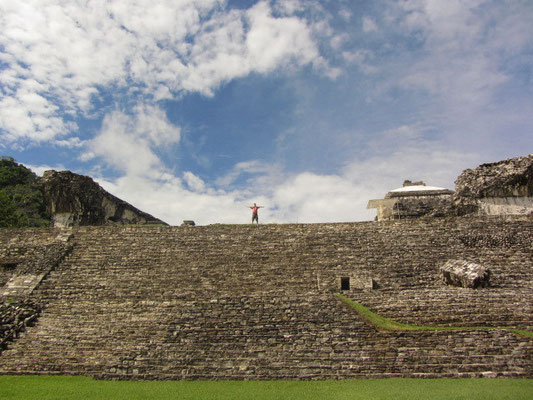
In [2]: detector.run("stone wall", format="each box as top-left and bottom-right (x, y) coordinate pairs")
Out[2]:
(368, 183), (454, 221)
(0, 228), (62, 287)
(0, 217), (531, 379)
(0, 228), (72, 298)
(387, 194), (454, 220)
(477, 196), (533, 216)
(0, 243), (72, 298)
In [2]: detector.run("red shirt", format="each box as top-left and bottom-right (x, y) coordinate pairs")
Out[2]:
(250, 206), (261, 214)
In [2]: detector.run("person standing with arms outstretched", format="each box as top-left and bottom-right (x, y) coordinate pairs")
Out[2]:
(248, 203), (264, 224)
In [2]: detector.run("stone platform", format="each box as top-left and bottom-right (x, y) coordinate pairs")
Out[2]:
(0, 217), (531, 379)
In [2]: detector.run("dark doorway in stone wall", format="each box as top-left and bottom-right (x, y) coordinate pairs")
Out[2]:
(341, 277), (350, 291)
(1, 262), (17, 272)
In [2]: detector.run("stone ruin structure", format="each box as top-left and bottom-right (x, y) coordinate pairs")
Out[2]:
(42, 170), (167, 228)
(441, 260), (491, 289)
(454, 153), (533, 216)
(367, 154), (533, 221)
(0, 217), (531, 379)
(0, 154), (531, 380)
(367, 180), (454, 221)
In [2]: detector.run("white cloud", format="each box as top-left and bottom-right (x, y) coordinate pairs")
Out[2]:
(94, 172), (246, 226)
(27, 163), (66, 177)
(133, 104), (181, 146)
(393, 0), (512, 109)
(93, 166), (362, 225)
(55, 137), (85, 148)
(342, 50), (378, 74)
(0, 80), (76, 143)
(214, 160), (287, 198)
(330, 33), (349, 50)
(341, 144), (476, 191)
(245, 2), (318, 74)
(400, 0), (486, 41)
(271, 172), (369, 223)
(0, 0), (329, 146)
(263, 138), (476, 224)
(88, 136), (476, 226)
(272, 0), (305, 16)
(24, 129), (476, 226)
(4, 1), (531, 227)
(88, 122), (161, 178)
(339, 9), (352, 22)
(183, 171), (206, 193)
(375, 0), (533, 157)
(67, 113), (480, 226)
(83, 104), (180, 178)
(383, 124), (426, 140)
(362, 17), (378, 32)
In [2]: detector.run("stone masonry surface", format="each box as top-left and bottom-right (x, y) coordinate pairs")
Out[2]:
(0, 217), (531, 379)
(454, 154), (533, 216)
(0, 229), (63, 288)
(0, 300), (41, 355)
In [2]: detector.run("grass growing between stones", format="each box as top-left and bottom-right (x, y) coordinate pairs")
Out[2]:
(0, 376), (532, 400)
(335, 294), (533, 338)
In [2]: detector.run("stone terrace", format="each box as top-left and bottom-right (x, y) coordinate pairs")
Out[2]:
(0, 228), (64, 288)
(0, 217), (531, 379)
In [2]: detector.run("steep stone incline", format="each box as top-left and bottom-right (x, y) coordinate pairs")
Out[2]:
(42, 170), (167, 227)
(0, 218), (531, 379)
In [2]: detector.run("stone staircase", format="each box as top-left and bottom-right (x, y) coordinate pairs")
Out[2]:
(349, 288), (532, 329)
(0, 217), (531, 379)
(0, 228), (62, 288)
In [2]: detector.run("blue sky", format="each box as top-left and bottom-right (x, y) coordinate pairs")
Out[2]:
(1, 0), (532, 224)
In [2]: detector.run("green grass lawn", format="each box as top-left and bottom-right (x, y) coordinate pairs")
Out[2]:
(0, 376), (531, 400)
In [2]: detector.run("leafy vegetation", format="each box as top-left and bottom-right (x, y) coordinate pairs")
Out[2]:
(335, 294), (533, 338)
(0, 376), (531, 400)
(0, 157), (50, 227)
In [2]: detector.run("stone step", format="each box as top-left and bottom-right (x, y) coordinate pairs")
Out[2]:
(2, 218), (532, 379)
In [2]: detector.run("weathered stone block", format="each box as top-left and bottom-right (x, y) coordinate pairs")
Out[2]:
(441, 260), (491, 288)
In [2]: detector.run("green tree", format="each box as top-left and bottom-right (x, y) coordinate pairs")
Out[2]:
(0, 157), (50, 227)
(0, 190), (20, 227)
(0, 157), (36, 188)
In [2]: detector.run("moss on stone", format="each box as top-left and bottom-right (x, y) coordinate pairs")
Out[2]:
(335, 293), (533, 338)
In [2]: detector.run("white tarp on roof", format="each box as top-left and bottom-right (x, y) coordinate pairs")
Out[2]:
(389, 185), (448, 192)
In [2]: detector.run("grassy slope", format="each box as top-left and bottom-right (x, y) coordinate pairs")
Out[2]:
(0, 376), (532, 400)
(335, 294), (533, 338)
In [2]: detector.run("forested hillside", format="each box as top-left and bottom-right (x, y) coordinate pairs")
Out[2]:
(0, 157), (50, 227)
